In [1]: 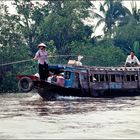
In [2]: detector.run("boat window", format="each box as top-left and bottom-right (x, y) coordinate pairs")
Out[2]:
(80, 73), (87, 81)
(106, 75), (109, 82)
(110, 75), (115, 82)
(121, 75), (124, 81)
(115, 74), (121, 82)
(65, 71), (71, 80)
(90, 74), (97, 82)
(94, 74), (99, 82)
(90, 75), (93, 82)
(131, 75), (135, 81)
(126, 75), (131, 81)
(135, 75), (138, 81)
(100, 74), (105, 82)
(75, 73), (79, 80)
(84, 74), (88, 81)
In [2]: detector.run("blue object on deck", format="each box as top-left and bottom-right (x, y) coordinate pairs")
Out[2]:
(64, 67), (75, 88)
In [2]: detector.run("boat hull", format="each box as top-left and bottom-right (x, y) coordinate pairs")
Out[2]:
(34, 81), (91, 100)
(34, 81), (140, 100)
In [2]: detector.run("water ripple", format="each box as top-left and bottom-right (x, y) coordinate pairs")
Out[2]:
(0, 93), (140, 139)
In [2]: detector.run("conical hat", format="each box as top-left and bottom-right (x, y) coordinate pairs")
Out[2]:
(37, 43), (46, 48)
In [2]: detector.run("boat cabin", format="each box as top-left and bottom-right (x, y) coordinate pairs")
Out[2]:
(63, 66), (140, 96)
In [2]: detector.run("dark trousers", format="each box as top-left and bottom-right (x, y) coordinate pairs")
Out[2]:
(125, 62), (138, 67)
(39, 63), (49, 80)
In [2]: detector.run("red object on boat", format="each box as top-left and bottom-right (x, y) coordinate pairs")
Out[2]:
(16, 75), (39, 81)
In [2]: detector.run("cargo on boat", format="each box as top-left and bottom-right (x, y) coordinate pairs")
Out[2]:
(17, 64), (140, 100)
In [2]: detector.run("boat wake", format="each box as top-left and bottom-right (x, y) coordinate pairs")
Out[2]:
(23, 93), (42, 101)
(56, 95), (90, 101)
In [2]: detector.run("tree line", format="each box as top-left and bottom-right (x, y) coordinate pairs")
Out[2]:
(0, 0), (140, 92)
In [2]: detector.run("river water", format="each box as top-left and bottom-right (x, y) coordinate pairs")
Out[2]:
(0, 93), (140, 139)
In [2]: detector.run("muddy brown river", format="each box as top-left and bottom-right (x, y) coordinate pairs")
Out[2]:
(0, 93), (140, 139)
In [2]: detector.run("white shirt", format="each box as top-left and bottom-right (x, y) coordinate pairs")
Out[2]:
(125, 55), (140, 65)
(35, 49), (48, 64)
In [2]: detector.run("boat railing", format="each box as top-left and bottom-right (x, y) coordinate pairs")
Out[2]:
(72, 65), (140, 71)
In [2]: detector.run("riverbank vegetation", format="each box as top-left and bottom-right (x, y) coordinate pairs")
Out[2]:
(1, 0), (140, 92)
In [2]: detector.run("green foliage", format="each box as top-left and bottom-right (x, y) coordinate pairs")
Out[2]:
(0, 1), (33, 92)
(0, 44), (33, 92)
(90, 45), (126, 67)
(133, 41), (140, 58)
(71, 39), (126, 66)
(113, 19), (140, 53)
(41, 0), (93, 55)
(12, 0), (50, 54)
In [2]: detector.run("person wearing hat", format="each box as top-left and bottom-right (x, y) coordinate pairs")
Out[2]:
(33, 43), (49, 80)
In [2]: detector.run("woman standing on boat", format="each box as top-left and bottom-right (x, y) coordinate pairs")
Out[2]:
(34, 43), (49, 80)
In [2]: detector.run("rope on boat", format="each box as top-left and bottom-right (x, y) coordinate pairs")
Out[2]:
(0, 59), (34, 66)
(0, 55), (78, 67)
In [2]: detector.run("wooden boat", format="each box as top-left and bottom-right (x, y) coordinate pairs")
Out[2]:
(17, 64), (140, 100)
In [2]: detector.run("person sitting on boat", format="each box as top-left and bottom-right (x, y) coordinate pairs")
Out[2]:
(56, 73), (64, 86)
(125, 51), (140, 67)
(47, 73), (64, 86)
(47, 74), (57, 83)
(33, 43), (49, 80)
(46, 72), (54, 83)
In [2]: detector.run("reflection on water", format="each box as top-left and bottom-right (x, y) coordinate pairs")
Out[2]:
(0, 93), (140, 139)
